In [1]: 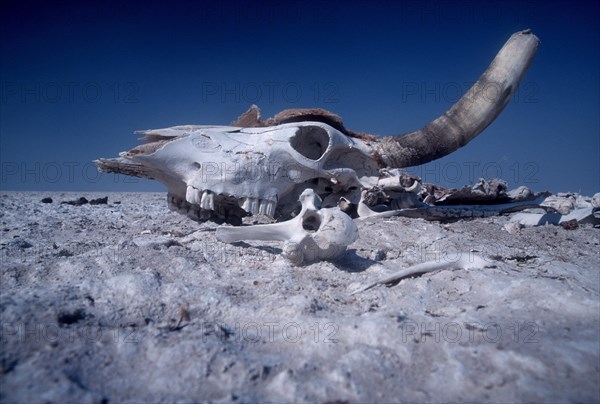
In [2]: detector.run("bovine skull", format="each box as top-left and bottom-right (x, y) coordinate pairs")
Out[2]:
(106, 121), (377, 223)
(96, 30), (539, 225)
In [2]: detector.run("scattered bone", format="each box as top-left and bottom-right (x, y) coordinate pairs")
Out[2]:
(541, 193), (577, 215)
(508, 192), (600, 227)
(434, 178), (509, 205)
(389, 192), (424, 210)
(541, 192), (597, 215)
(510, 207), (596, 227)
(359, 193), (550, 221)
(350, 255), (494, 295)
(216, 189), (358, 265)
(357, 190), (403, 219)
(507, 186), (535, 201)
(377, 176), (402, 189)
(592, 193), (600, 209)
(593, 193), (600, 223)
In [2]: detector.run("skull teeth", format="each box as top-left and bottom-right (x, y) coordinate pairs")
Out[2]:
(247, 198), (259, 215)
(240, 198), (252, 213)
(200, 190), (214, 210)
(239, 197), (276, 217)
(186, 185), (202, 205)
(184, 186), (278, 218)
(259, 199), (276, 217)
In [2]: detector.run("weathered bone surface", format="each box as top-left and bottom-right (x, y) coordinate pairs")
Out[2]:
(97, 122), (377, 224)
(95, 30), (539, 224)
(509, 192), (600, 227)
(216, 189), (358, 265)
(350, 254), (494, 295)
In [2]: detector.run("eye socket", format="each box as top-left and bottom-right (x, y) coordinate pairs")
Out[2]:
(289, 126), (330, 161)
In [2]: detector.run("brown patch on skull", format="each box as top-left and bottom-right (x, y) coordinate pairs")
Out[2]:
(232, 105), (377, 142)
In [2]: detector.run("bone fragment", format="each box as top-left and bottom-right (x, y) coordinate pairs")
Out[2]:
(351, 255), (493, 295)
(510, 207), (596, 227)
(357, 190), (544, 220)
(592, 193), (600, 209)
(356, 190), (404, 219)
(382, 195), (549, 221)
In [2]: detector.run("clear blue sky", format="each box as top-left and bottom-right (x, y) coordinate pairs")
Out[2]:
(1, 0), (599, 196)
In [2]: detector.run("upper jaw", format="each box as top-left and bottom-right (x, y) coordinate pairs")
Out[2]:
(184, 184), (277, 217)
(165, 183), (280, 225)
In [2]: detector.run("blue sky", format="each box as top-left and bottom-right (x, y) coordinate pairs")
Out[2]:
(1, 0), (599, 196)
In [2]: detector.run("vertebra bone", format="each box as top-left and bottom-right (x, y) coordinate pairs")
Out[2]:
(216, 189), (358, 265)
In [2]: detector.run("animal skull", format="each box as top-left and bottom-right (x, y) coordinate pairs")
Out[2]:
(102, 121), (378, 224)
(216, 189), (359, 265)
(96, 30), (539, 225)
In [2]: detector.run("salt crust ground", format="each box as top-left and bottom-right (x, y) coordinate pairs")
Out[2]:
(1, 191), (599, 402)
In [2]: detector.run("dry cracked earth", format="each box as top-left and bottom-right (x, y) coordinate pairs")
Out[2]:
(1, 191), (599, 402)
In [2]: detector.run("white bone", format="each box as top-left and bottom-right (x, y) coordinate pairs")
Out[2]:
(216, 189), (358, 265)
(592, 193), (600, 209)
(98, 122), (377, 223)
(350, 255), (493, 295)
(357, 190), (404, 219)
(510, 207), (595, 227)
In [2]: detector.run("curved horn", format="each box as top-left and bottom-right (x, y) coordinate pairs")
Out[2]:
(372, 30), (540, 168)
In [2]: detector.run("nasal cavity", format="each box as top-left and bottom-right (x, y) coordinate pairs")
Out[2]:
(289, 126), (330, 161)
(302, 211), (322, 232)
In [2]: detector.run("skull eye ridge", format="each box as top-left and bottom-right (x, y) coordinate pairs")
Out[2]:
(289, 126), (330, 161)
